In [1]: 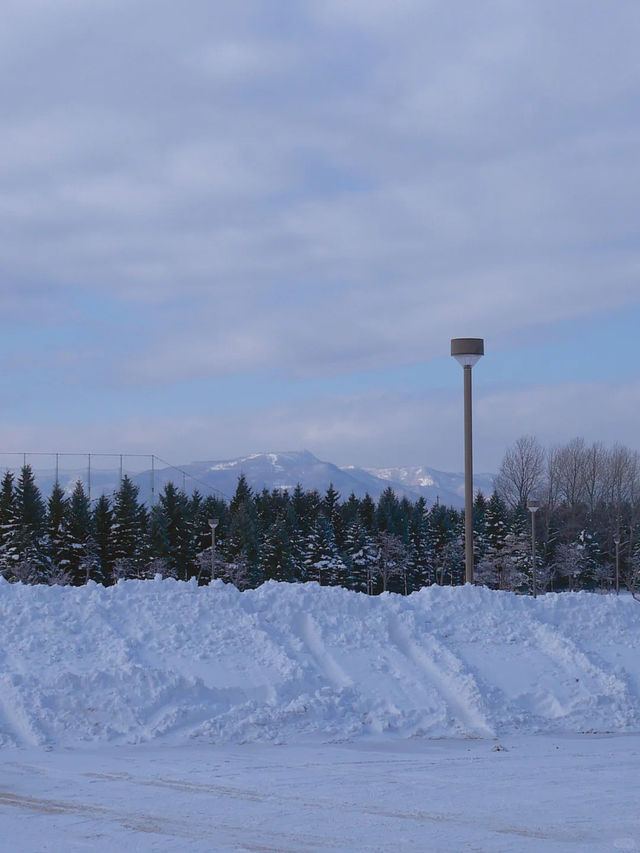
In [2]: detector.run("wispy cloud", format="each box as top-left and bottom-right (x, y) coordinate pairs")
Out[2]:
(1, 1), (639, 464)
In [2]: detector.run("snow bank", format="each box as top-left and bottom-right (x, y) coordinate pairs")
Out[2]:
(1, 578), (639, 748)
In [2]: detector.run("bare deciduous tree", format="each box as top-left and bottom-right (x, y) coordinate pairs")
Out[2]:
(495, 436), (544, 509)
(556, 437), (587, 509)
(375, 532), (407, 593)
(582, 441), (607, 515)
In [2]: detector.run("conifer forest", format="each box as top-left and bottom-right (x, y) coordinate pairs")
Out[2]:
(1, 436), (639, 595)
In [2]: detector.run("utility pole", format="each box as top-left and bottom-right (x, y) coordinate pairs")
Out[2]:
(209, 518), (219, 581)
(528, 501), (539, 598)
(451, 338), (484, 584)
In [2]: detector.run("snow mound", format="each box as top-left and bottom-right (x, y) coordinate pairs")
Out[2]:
(1, 579), (639, 748)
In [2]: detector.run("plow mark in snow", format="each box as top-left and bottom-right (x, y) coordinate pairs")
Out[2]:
(387, 615), (494, 737)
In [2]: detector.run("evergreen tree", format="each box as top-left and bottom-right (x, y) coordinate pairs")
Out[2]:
(292, 487), (321, 539)
(227, 475), (260, 583)
(46, 483), (70, 575)
(473, 491), (488, 563)
(484, 491), (509, 553)
(191, 493), (227, 558)
(112, 476), (149, 579)
(322, 484), (343, 550)
(11, 466), (48, 580)
(341, 493), (361, 528)
(0, 471), (17, 577)
(150, 482), (194, 580)
(67, 481), (97, 585)
(359, 493), (377, 533)
(92, 495), (114, 584)
(408, 497), (431, 590)
(260, 517), (296, 582)
(344, 522), (377, 593)
(427, 503), (460, 585)
(302, 516), (345, 586)
(377, 487), (403, 537)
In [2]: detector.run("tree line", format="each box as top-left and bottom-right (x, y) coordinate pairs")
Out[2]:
(1, 437), (639, 595)
(491, 436), (640, 594)
(0, 466), (461, 593)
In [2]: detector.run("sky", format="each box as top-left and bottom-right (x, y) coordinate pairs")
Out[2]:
(1, 0), (639, 473)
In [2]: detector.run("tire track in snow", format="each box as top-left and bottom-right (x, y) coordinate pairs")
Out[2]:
(0, 789), (207, 839)
(387, 615), (494, 737)
(522, 614), (638, 726)
(79, 767), (596, 846)
(293, 613), (353, 689)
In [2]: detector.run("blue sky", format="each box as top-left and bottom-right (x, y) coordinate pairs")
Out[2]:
(1, 0), (639, 472)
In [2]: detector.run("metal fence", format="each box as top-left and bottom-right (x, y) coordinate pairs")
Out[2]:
(0, 452), (229, 505)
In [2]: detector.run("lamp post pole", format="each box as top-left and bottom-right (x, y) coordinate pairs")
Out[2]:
(613, 532), (620, 596)
(209, 518), (219, 581)
(451, 338), (484, 584)
(527, 501), (539, 598)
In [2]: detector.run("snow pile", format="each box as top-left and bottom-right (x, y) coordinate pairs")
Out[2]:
(1, 578), (639, 748)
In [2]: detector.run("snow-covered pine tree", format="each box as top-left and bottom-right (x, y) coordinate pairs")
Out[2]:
(111, 475), (149, 579)
(473, 491), (488, 564)
(427, 502), (461, 585)
(46, 482), (70, 578)
(227, 475), (260, 585)
(0, 471), (18, 578)
(322, 483), (345, 552)
(302, 516), (346, 587)
(66, 480), (99, 585)
(342, 520), (376, 593)
(150, 482), (194, 581)
(11, 466), (49, 582)
(260, 516), (297, 582)
(92, 495), (114, 584)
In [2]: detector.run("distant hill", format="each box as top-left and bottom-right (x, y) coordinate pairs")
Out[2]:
(132, 450), (494, 508)
(8, 450), (494, 508)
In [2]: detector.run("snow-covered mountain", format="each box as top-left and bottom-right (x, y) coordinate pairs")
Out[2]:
(363, 465), (495, 506)
(12, 450), (494, 507)
(134, 450), (494, 507)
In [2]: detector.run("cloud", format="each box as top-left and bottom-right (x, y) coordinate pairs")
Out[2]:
(1, 2), (640, 464)
(2, 378), (638, 475)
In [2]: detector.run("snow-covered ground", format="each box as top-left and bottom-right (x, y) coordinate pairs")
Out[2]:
(1, 579), (639, 850)
(3, 735), (640, 851)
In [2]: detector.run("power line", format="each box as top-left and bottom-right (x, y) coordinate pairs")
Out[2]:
(0, 451), (233, 503)
(152, 455), (231, 501)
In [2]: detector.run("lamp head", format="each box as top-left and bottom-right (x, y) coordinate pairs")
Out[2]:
(527, 501), (539, 514)
(208, 518), (219, 530)
(451, 337), (484, 367)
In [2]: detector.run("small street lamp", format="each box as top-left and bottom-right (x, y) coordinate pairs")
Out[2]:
(613, 532), (620, 596)
(209, 518), (219, 580)
(527, 501), (539, 598)
(451, 337), (484, 584)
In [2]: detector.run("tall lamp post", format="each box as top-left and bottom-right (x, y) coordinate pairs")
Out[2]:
(209, 518), (219, 580)
(613, 532), (620, 596)
(451, 338), (484, 584)
(527, 501), (539, 598)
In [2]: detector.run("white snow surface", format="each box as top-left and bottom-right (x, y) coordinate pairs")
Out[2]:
(1, 578), (639, 748)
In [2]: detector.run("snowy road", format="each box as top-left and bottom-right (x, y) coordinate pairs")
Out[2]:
(1, 735), (639, 852)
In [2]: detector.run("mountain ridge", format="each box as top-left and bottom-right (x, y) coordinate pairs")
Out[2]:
(142, 450), (494, 508)
(11, 450), (494, 508)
